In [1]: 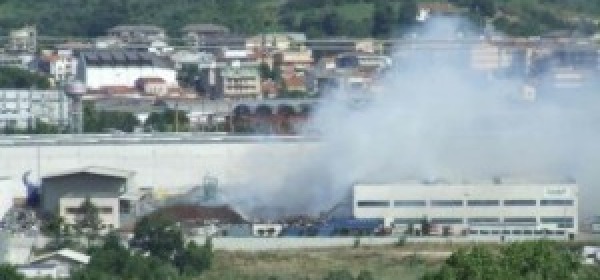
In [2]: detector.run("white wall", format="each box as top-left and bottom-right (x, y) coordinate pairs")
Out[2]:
(0, 142), (318, 199)
(353, 183), (579, 233)
(59, 197), (120, 229)
(85, 67), (177, 89)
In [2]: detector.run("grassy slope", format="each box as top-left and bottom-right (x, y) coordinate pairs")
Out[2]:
(195, 246), (455, 280)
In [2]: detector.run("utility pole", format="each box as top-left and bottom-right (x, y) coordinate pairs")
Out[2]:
(174, 101), (179, 133)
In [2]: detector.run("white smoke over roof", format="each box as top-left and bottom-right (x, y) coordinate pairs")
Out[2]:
(229, 17), (600, 219)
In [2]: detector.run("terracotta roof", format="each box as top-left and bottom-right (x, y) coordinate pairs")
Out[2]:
(283, 75), (305, 88)
(154, 205), (246, 224)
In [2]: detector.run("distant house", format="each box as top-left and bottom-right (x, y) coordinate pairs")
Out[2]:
(246, 33), (307, 51)
(273, 50), (313, 74)
(8, 25), (37, 53)
(0, 89), (69, 130)
(218, 63), (262, 99)
(135, 77), (168, 96)
(38, 50), (78, 84)
(18, 248), (89, 279)
(182, 24), (230, 46)
(77, 50), (177, 90)
(107, 25), (166, 44)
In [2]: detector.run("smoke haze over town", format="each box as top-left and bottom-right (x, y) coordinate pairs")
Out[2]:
(230, 17), (600, 220)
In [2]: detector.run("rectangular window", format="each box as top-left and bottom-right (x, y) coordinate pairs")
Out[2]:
(99, 207), (113, 214)
(540, 217), (574, 229)
(467, 200), (500, 206)
(356, 200), (390, 208)
(430, 200), (463, 207)
(503, 200), (537, 206)
(394, 200), (426, 207)
(540, 200), (574, 206)
(467, 217), (500, 224)
(504, 217), (537, 223)
(66, 207), (82, 214)
(431, 218), (463, 224)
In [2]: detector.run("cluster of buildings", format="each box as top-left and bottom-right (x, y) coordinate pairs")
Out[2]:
(2, 23), (600, 131)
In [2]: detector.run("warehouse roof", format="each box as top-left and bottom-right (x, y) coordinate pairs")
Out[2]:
(80, 50), (172, 68)
(42, 166), (135, 180)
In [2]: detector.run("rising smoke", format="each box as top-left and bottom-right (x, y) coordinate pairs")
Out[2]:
(232, 17), (600, 220)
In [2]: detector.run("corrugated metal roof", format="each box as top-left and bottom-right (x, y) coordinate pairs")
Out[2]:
(31, 248), (90, 265)
(42, 166), (134, 180)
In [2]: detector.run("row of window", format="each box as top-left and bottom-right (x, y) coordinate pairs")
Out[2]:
(66, 207), (113, 214)
(356, 199), (574, 208)
(393, 216), (574, 228)
(469, 229), (567, 236)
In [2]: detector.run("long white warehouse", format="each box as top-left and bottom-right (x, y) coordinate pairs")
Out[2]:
(353, 182), (578, 237)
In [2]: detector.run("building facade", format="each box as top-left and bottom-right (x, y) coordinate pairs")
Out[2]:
(78, 50), (177, 90)
(0, 89), (68, 130)
(353, 182), (578, 237)
(40, 166), (134, 230)
(106, 25), (166, 44)
(218, 63), (261, 99)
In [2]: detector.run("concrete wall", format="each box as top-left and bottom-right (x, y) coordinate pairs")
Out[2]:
(0, 141), (318, 200)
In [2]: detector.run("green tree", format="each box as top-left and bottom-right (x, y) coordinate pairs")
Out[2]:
(372, 0), (395, 37)
(75, 197), (102, 246)
(174, 240), (213, 276)
(0, 67), (50, 89)
(323, 269), (354, 280)
(423, 241), (584, 280)
(145, 109), (189, 132)
(0, 264), (24, 280)
(131, 214), (184, 261)
(397, 0), (417, 26)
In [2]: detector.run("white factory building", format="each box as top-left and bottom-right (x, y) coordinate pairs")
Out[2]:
(0, 89), (69, 130)
(77, 50), (177, 90)
(353, 181), (578, 238)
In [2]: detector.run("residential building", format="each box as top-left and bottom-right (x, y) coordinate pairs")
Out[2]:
(135, 77), (168, 96)
(38, 50), (78, 84)
(353, 181), (578, 238)
(170, 50), (214, 70)
(106, 25), (166, 44)
(0, 89), (68, 130)
(77, 50), (177, 90)
(218, 62), (261, 99)
(273, 49), (313, 73)
(8, 26), (36, 53)
(182, 24), (230, 47)
(0, 53), (30, 69)
(471, 42), (514, 71)
(40, 166), (135, 230)
(246, 33), (307, 51)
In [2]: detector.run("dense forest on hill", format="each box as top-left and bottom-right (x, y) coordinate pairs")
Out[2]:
(0, 0), (598, 38)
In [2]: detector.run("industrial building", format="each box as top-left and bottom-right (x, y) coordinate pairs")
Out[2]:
(0, 89), (69, 130)
(41, 166), (136, 230)
(77, 50), (177, 90)
(353, 181), (578, 238)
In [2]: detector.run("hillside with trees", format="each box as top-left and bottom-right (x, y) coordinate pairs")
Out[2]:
(0, 0), (598, 38)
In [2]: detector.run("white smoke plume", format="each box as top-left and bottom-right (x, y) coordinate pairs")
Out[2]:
(230, 17), (600, 220)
